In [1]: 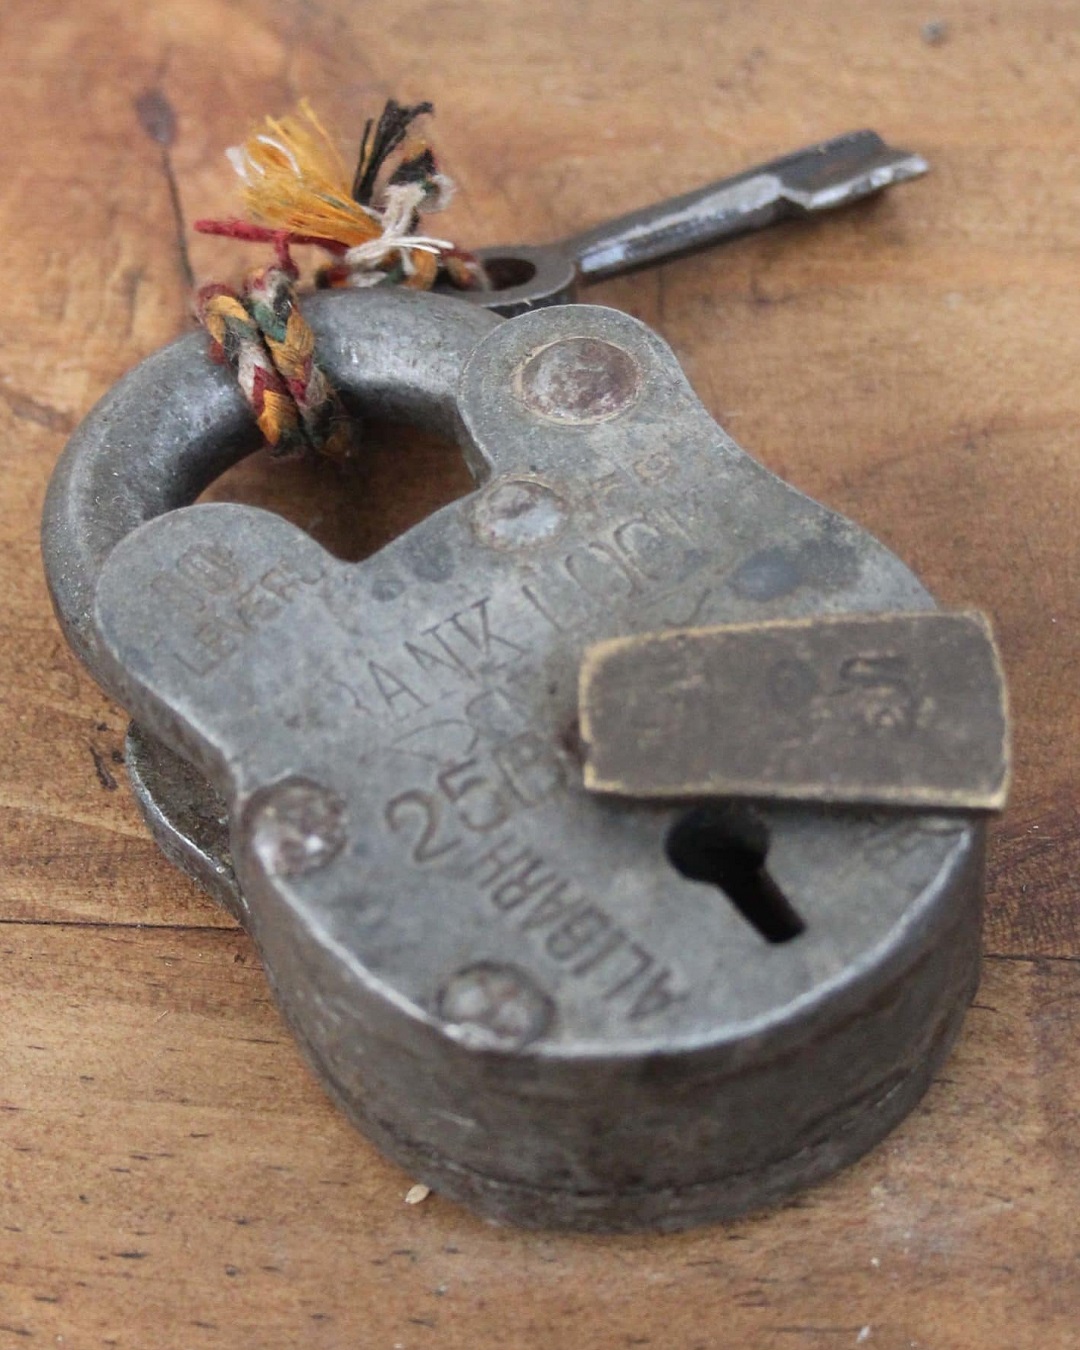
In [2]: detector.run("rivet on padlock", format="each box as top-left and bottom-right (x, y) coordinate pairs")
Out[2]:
(43, 282), (1006, 1233)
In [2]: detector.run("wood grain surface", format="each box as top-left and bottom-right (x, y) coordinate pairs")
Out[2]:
(3, 1), (1079, 1346)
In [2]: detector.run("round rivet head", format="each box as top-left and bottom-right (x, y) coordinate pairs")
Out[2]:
(516, 337), (642, 423)
(438, 961), (555, 1048)
(470, 479), (569, 550)
(249, 779), (348, 878)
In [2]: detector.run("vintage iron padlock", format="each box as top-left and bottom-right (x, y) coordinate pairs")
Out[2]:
(43, 289), (989, 1232)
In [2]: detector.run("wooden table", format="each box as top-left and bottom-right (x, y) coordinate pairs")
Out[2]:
(4, 2), (1079, 1345)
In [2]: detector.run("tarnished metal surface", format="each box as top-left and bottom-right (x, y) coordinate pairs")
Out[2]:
(125, 722), (240, 919)
(438, 130), (928, 315)
(43, 290), (986, 1232)
(41, 288), (501, 696)
(581, 612), (1010, 810)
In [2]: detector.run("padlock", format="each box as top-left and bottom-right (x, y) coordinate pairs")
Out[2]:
(43, 289), (987, 1232)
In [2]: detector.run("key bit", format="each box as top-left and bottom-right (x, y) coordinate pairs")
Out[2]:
(440, 129), (928, 315)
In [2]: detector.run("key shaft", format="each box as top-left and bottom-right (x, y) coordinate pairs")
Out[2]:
(567, 129), (928, 286)
(445, 129), (927, 315)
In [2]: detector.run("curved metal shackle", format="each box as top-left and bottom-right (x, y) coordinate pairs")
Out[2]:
(41, 289), (502, 706)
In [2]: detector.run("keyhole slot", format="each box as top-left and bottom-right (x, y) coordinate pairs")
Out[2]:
(665, 807), (805, 945)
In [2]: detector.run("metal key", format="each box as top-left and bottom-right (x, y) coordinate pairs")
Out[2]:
(439, 129), (928, 315)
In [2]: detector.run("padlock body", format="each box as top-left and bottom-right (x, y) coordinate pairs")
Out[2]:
(55, 298), (985, 1230)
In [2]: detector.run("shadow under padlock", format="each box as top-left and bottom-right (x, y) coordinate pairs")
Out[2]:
(43, 288), (986, 1232)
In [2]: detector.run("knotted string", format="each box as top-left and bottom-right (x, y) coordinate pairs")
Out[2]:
(193, 99), (483, 458)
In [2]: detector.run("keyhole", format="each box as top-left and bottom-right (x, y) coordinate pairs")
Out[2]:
(665, 807), (805, 944)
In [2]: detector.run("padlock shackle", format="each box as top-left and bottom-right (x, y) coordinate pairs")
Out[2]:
(41, 289), (501, 701)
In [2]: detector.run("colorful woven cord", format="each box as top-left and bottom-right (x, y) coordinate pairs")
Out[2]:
(244, 265), (353, 457)
(193, 99), (482, 457)
(197, 267), (353, 460)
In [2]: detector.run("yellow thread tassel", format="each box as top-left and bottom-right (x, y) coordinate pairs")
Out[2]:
(230, 100), (383, 249)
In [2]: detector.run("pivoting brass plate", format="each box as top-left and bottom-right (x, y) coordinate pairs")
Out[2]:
(581, 611), (1009, 811)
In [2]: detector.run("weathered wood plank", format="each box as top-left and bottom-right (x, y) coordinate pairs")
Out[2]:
(2, 928), (1077, 1349)
(3, 0), (1080, 1343)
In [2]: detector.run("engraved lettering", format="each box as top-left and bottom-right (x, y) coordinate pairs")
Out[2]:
(587, 469), (623, 504)
(164, 549), (323, 679)
(234, 580), (283, 627)
(408, 828), (693, 1019)
(633, 449), (675, 483)
(612, 518), (693, 585)
(494, 730), (564, 807)
(468, 837), (534, 888)
(603, 942), (654, 999)
(323, 674), (377, 720)
(659, 584), (713, 628)
(546, 905), (611, 961)
(563, 540), (639, 599)
(437, 759), (512, 833)
(440, 597), (527, 666)
(650, 503), (698, 545)
(176, 542), (241, 594)
(424, 627), (479, 679)
(628, 970), (688, 1020)
(520, 582), (566, 633)
(384, 790), (461, 864)
(520, 887), (582, 934)
(571, 928), (627, 975)
(404, 638), (470, 682)
(180, 614), (245, 674)
(150, 570), (208, 617)
(494, 867), (567, 915)
(173, 638), (227, 677)
(836, 652), (921, 734)
(259, 557), (324, 601)
(368, 661), (428, 714)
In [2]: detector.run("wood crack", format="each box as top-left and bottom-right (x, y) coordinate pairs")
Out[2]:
(134, 86), (195, 293)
